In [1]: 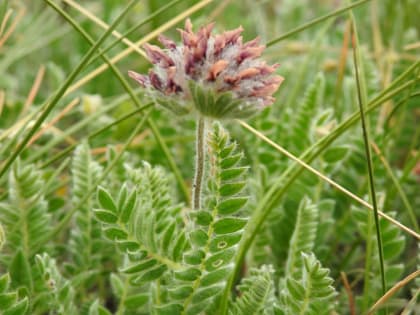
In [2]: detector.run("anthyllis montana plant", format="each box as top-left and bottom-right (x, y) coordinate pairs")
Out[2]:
(129, 18), (284, 210)
(94, 18), (336, 314)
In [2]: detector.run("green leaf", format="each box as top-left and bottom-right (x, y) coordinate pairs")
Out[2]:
(218, 198), (248, 215)
(221, 154), (242, 169)
(124, 293), (149, 309)
(194, 211), (213, 226)
(160, 222), (176, 254)
(213, 218), (247, 234)
(0, 292), (17, 309)
(0, 273), (10, 293)
(103, 227), (128, 240)
(200, 267), (231, 286)
(131, 264), (168, 284)
(220, 182), (246, 196)
(174, 268), (201, 281)
(286, 278), (304, 299)
(168, 285), (194, 300)
(9, 251), (33, 293)
(192, 285), (223, 303)
(121, 259), (159, 274)
(117, 183), (128, 211)
(209, 233), (242, 253)
(220, 167), (248, 181)
(97, 186), (117, 213)
(120, 188), (137, 223)
(3, 297), (28, 315)
(205, 248), (236, 271)
(116, 240), (140, 251)
(154, 303), (183, 315)
(190, 229), (209, 247)
(323, 145), (349, 163)
(89, 300), (112, 315)
(172, 232), (187, 261)
(110, 274), (124, 298)
(184, 250), (205, 265)
(93, 209), (118, 223)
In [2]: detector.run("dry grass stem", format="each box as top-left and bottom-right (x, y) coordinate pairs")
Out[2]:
(238, 120), (420, 240)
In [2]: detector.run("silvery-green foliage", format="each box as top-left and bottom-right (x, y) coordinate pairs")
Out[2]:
(288, 73), (325, 154)
(278, 252), (336, 315)
(0, 159), (51, 261)
(285, 199), (318, 278)
(248, 73), (330, 271)
(94, 164), (187, 285)
(35, 253), (77, 315)
(94, 163), (188, 313)
(229, 265), (277, 315)
(93, 122), (249, 315)
(68, 142), (113, 291)
(170, 122), (248, 315)
(0, 159), (52, 308)
(0, 273), (29, 315)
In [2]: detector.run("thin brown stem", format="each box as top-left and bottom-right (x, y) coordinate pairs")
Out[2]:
(340, 272), (356, 315)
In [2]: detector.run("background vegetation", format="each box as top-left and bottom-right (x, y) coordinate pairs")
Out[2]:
(0, 0), (419, 314)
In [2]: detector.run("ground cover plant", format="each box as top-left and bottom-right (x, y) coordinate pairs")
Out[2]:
(0, 0), (419, 314)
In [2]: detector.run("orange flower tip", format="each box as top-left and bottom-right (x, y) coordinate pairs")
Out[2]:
(207, 60), (229, 80)
(185, 18), (193, 33)
(252, 82), (281, 97)
(243, 37), (261, 48)
(223, 26), (244, 44)
(199, 22), (215, 37)
(238, 68), (261, 80)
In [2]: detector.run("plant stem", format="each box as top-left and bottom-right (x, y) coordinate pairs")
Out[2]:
(192, 116), (207, 210)
(350, 15), (386, 300)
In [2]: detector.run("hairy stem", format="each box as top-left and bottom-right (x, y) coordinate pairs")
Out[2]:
(192, 116), (207, 210)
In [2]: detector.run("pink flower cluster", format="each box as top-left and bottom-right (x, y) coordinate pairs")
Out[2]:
(129, 19), (283, 117)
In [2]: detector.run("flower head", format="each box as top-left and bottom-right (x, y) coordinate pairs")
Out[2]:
(129, 19), (283, 119)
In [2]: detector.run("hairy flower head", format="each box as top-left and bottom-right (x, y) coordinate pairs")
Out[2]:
(129, 19), (283, 119)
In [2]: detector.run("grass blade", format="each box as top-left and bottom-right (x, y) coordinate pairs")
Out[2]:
(0, 0), (138, 179)
(266, 0), (371, 46)
(350, 12), (386, 300)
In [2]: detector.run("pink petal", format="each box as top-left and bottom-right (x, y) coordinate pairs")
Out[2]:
(238, 67), (260, 80)
(251, 84), (276, 97)
(183, 46), (195, 75)
(207, 60), (229, 80)
(149, 70), (163, 90)
(214, 34), (226, 55)
(185, 18), (193, 33)
(243, 37), (261, 48)
(128, 71), (149, 87)
(158, 34), (177, 49)
(223, 26), (244, 44)
(236, 45), (265, 63)
(143, 43), (174, 67)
